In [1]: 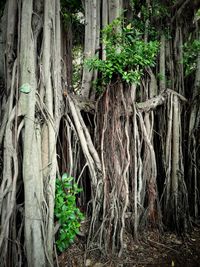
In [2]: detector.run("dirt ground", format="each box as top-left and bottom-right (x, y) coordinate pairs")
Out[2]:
(58, 226), (200, 267)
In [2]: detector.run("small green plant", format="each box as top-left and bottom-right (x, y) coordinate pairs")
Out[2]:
(54, 173), (84, 252)
(85, 18), (159, 86)
(194, 8), (200, 22)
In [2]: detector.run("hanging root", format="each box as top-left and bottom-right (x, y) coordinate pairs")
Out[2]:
(95, 82), (137, 256)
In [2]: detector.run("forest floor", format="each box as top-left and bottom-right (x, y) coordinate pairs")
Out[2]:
(58, 225), (200, 267)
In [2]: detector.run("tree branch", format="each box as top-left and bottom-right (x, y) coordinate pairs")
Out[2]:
(69, 89), (187, 114)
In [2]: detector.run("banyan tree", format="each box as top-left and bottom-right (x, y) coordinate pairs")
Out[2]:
(0, 0), (200, 266)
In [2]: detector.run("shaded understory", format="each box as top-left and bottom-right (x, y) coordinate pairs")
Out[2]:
(58, 226), (200, 267)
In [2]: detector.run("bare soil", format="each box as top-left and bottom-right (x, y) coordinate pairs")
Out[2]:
(58, 226), (200, 267)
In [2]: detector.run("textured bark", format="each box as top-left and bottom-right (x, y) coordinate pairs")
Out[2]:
(159, 34), (166, 91)
(0, 0), (63, 265)
(187, 30), (200, 219)
(171, 95), (179, 218)
(81, 0), (100, 97)
(5, 0), (17, 94)
(108, 0), (122, 23)
(1, 0), (200, 264)
(19, 1), (45, 264)
(102, 0), (108, 60)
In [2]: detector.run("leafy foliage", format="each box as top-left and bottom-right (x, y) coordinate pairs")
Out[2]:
(151, 0), (169, 19)
(54, 173), (84, 252)
(131, 0), (169, 31)
(86, 18), (159, 85)
(60, 0), (84, 45)
(60, 0), (82, 16)
(183, 40), (200, 76)
(194, 8), (200, 22)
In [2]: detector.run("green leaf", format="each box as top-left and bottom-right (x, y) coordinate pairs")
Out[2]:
(62, 173), (68, 180)
(19, 83), (31, 94)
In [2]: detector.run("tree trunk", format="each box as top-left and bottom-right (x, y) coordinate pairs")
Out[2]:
(0, 0), (200, 265)
(81, 0), (100, 98)
(0, 0), (63, 265)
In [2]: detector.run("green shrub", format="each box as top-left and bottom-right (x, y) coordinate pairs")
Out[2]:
(183, 40), (200, 76)
(85, 18), (159, 86)
(54, 173), (84, 252)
